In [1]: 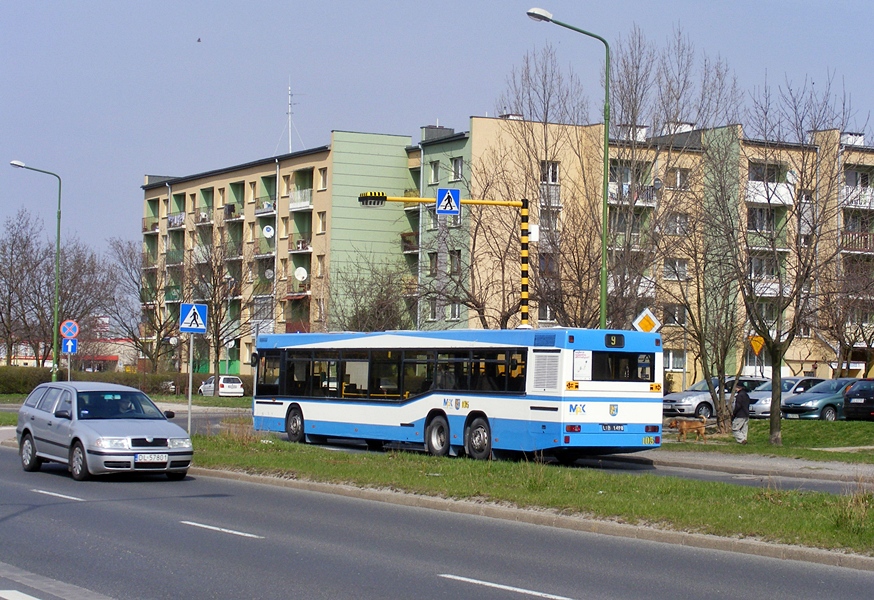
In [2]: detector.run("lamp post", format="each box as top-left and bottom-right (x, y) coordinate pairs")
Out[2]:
(10, 160), (62, 381)
(527, 7), (611, 329)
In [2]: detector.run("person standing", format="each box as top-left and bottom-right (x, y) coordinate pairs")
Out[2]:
(732, 383), (751, 444)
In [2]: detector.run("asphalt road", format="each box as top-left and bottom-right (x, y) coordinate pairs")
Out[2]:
(1, 447), (872, 600)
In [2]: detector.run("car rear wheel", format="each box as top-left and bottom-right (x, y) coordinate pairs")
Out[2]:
(70, 442), (90, 481)
(820, 406), (837, 421)
(20, 433), (42, 472)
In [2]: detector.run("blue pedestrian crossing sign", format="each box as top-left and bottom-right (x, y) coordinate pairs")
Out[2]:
(436, 188), (460, 216)
(62, 338), (78, 354)
(179, 303), (208, 333)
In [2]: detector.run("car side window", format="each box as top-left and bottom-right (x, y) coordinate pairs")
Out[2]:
(57, 390), (73, 414)
(24, 387), (47, 408)
(36, 388), (62, 413)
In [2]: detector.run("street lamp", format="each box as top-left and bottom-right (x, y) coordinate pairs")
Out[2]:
(527, 7), (611, 329)
(10, 160), (62, 381)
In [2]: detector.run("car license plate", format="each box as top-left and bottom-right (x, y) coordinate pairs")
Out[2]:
(135, 453), (168, 463)
(662, 403), (671, 410)
(601, 424), (624, 432)
(786, 413), (799, 419)
(850, 399), (865, 404)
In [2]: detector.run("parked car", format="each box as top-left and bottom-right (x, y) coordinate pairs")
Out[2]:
(16, 381), (192, 481)
(748, 377), (824, 418)
(198, 375), (245, 397)
(781, 377), (858, 421)
(663, 376), (769, 418)
(843, 379), (874, 421)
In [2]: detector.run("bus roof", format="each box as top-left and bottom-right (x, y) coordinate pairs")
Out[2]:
(256, 328), (661, 351)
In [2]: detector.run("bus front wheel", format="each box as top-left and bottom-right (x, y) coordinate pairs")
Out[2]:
(425, 415), (450, 457)
(466, 417), (492, 460)
(286, 407), (305, 443)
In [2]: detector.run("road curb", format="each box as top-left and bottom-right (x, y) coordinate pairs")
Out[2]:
(188, 466), (874, 572)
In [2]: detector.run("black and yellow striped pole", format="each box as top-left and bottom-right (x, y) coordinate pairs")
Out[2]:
(359, 192), (529, 327)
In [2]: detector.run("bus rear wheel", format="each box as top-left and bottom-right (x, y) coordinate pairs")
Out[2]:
(466, 416), (492, 460)
(286, 407), (305, 443)
(425, 415), (450, 457)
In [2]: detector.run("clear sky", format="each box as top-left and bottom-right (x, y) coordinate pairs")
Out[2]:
(2, 1), (870, 250)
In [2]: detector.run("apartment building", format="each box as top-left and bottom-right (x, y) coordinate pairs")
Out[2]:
(141, 131), (415, 374)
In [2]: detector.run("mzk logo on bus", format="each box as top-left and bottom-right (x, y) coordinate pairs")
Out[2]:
(569, 403), (586, 414)
(443, 398), (469, 410)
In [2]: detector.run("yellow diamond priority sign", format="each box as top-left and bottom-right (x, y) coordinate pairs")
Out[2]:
(633, 308), (661, 333)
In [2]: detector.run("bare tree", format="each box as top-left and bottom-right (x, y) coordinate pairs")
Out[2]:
(327, 253), (415, 331)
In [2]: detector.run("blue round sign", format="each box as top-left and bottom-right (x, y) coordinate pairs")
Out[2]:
(60, 319), (79, 339)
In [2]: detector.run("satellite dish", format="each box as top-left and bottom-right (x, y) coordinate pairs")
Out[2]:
(294, 267), (308, 282)
(264, 269), (274, 280)
(226, 340), (236, 349)
(263, 225), (275, 238)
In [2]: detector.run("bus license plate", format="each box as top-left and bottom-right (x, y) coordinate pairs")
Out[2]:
(601, 424), (624, 432)
(135, 453), (168, 463)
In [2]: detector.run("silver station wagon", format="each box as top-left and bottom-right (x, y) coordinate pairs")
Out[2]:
(17, 381), (193, 481)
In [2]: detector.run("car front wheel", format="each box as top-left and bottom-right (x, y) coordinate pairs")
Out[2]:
(70, 442), (90, 481)
(695, 403), (713, 419)
(820, 406), (837, 421)
(20, 433), (42, 472)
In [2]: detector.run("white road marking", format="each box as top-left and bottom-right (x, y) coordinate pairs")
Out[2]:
(439, 574), (576, 600)
(0, 592), (44, 600)
(31, 489), (84, 502)
(180, 520), (264, 539)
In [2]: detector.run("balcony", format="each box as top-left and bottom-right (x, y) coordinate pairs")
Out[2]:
(225, 239), (244, 260)
(608, 183), (658, 207)
(253, 237), (275, 256)
(142, 216), (159, 233)
(167, 212), (186, 229)
(289, 232), (312, 252)
(254, 195), (277, 215)
(253, 279), (274, 296)
(196, 209), (213, 226)
(842, 186), (874, 210)
(165, 248), (185, 265)
(401, 231), (419, 253)
(842, 231), (874, 253)
(289, 188), (313, 211)
(165, 285), (181, 302)
(193, 245), (210, 263)
(286, 279), (311, 295)
(223, 202), (244, 221)
(141, 252), (158, 269)
(746, 181), (794, 206)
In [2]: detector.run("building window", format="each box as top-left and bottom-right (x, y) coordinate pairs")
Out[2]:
(317, 211), (327, 234)
(429, 161), (440, 184)
(845, 168), (871, 188)
(664, 349), (686, 371)
(749, 255), (778, 280)
(752, 301), (780, 327)
(748, 162), (782, 183)
(539, 253), (558, 278)
(428, 252), (438, 277)
(282, 175), (291, 196)
(317, 254), (325, 278)
(665, 167), (690, 190)
(663, 304), (686, 326)
(448, 301), (461, 321)
(540, 207), (560, 232)
(664, 212), (688, 235)
(427, 299), (439, 321)
(318, 168), (328, 190)
(451, 157), (463, 181)
(663, 258), (688, 280)
(427, 209), (438, 230)
(538, 303), (556, 322)
(540, 161), (559, 184)
(449, 250), (461, 275)
(747, 206), (775, 232)
(446, 213), (461, 228)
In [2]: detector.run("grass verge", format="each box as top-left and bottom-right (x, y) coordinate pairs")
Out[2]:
(193, 418), (874, 556)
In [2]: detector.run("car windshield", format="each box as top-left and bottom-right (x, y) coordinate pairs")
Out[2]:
(754, 379), (796, 393)
(77, 391), (165, 420)
(806, 379), (852, 394)
(687, 379), (715, 392)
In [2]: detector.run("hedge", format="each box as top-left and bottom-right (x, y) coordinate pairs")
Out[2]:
(0, 366), (253, 396)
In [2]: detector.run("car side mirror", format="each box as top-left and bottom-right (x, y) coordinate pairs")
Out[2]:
(164, 410), (176, 419)
(54, 409), (72, 420)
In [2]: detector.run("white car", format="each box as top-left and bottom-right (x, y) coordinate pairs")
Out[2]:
(198, 375), (245, 397)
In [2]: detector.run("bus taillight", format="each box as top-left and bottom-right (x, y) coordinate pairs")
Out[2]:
(645, 425), (660, 433)
(565, 425), (581, 433)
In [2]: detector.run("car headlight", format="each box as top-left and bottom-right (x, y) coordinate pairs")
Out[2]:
(801, 400), (816, 407)
(94, 437), (130, 449)
(168, 438), (192, 449)
(761, 398), (771, 406)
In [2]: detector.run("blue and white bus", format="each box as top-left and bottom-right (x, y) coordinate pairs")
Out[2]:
(251, 328), (662, 461)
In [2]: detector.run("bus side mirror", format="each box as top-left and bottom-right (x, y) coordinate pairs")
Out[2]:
(250, 352), (259, 367)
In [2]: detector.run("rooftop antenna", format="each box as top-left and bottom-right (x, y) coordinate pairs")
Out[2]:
(287, 81), (294, 153)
